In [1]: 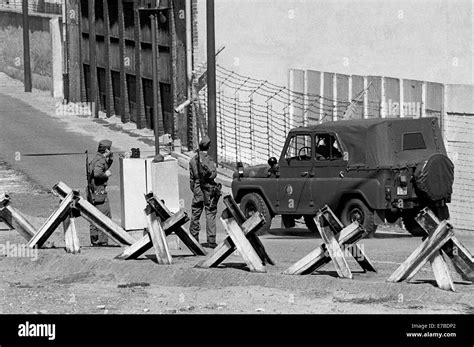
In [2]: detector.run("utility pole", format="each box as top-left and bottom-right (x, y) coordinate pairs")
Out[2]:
(206, 0), (217, 163)
(88, 0), (98, 117)
(22, 0), (32, 92)
(151, 14), (162, 155)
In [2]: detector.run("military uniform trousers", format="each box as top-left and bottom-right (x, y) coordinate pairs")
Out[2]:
(189, 201), (217, 245)
(90, 193), (110, 245)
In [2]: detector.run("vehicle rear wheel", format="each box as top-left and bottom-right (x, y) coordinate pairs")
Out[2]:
(340, 198), (377, 237)
(239, 193), (272, 235)
(303, 215), (318, 233)
(402, 209), (425, 237)
(402, 205), (450, 237)
(433, 205), (450, 221)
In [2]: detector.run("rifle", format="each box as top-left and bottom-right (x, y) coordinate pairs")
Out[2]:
(85, 150), (94, 203)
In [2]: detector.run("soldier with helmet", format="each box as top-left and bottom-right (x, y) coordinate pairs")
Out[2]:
(87, 139), (114, 246)
(189, 136), (221, 249)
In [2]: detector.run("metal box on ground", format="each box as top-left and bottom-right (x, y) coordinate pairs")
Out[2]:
(120, 156), (180, 233)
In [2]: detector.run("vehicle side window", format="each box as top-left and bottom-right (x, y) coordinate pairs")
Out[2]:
(403, 132), (426, 150)
(285, 134), (312, 161)
(315, 134), (342, 160)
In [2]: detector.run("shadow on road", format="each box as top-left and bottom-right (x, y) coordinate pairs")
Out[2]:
(217, 262), (250, 272)
(264, 227), (320, 239)
(310, 270), (368, 278)
(411, 279), (473, 287)
(374, 232), (413, 239)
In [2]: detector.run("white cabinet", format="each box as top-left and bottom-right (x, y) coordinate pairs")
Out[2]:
(119, 156), (179, 231)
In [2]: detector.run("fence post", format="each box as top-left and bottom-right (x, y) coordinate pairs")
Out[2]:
(249, 96), (254, 165)
(234, 94), (238, 164)
(441, 84), (447, 142)
(380, 76), (386, 118)
(333, 73), (338, 121)
(218, 86), (224, 166)
(399, 78), (404, 118)
(421, 81), (426, 118)
(269, 103), (274, 157)
(303, 71), (308, 127)
(266, 102), (271, 158)
(319, 72), (324, 122)
(363, 76), (368, 119)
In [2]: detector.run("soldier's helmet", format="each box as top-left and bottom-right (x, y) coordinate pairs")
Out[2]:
(98, 139), (112, 153)
(199, 136), (211, 151)
(268, 157), (278, 167)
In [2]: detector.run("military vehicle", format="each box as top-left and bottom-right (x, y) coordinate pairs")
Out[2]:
(232, 117), (454, 236)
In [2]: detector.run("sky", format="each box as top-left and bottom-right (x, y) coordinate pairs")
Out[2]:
(197, 0), (474, 86)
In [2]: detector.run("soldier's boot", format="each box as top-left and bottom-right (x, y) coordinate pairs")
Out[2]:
(90, 230), (99, 246)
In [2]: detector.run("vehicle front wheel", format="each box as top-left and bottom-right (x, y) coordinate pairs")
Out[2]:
(239, 193), (272, 235)
(340, 198), (377, 237)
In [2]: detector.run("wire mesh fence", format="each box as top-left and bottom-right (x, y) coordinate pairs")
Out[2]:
(196, 64), (373, 166)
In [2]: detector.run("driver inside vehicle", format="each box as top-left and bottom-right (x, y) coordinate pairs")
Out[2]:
(316, 136), (330, 159)
(316, 135), (342, 160)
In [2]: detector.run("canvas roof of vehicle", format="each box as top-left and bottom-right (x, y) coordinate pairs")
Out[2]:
(289, 117), (446, 169)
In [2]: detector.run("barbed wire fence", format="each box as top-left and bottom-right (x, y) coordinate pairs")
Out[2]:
(195, 64), (375, 167)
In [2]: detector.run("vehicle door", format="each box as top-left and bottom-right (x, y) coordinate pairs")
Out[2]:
(309, 133), (348, 211)
(276, 132), (314, 214)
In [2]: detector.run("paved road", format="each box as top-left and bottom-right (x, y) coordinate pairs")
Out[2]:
(0, 91), (228, 242)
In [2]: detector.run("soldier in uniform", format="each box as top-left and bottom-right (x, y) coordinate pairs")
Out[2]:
(88, 139), (114, 246)
(189, 136), (219, 249)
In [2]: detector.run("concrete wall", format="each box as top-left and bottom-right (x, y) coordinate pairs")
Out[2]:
(444, 84), (474, 231)
(446, 84), (474, 114)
